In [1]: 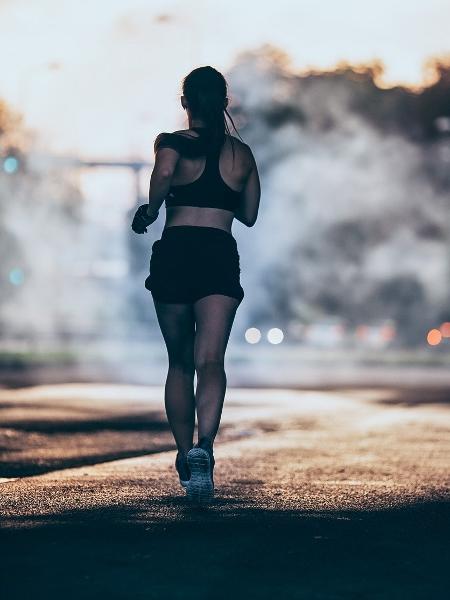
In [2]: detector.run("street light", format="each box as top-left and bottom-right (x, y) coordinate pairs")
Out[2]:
(2, 152), (22, 174)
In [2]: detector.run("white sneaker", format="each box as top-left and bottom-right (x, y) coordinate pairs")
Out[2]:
(186, 439), (215, 504)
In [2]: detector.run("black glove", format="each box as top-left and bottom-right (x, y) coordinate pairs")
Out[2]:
(131, 204), (159, 234)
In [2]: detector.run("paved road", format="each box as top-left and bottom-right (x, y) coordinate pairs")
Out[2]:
(0, 384), (449, 599)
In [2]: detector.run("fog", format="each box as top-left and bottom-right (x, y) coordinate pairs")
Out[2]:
(1, 47), (450, 360)
(227, 48), (450, 345)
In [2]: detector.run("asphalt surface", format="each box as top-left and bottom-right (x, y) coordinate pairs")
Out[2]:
(0, 384), (449, 599)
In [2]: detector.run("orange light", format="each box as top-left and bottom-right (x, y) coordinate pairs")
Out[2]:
(380, 324), (396, 341)
(355, 325), (368, 339)
(440, 322), (450, 338)
(427, 329), (442, 346)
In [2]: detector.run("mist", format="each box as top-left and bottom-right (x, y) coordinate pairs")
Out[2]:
(226, 47), (450, 345)
(1, 46), (450, 364)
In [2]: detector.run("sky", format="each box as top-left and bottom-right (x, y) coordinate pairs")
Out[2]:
(0, 0), (449, 158)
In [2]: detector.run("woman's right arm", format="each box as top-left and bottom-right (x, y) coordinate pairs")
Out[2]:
(234, 146), (260, 227)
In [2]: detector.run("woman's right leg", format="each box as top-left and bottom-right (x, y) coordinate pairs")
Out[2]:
(193, 294), (240, 443)
(153, 300), (196, 455)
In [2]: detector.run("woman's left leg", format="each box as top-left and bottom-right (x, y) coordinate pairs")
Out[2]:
(193, 294), (241, 443)
(153, 300), (196, 455)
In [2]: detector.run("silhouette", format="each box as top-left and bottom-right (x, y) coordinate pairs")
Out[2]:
(131, 66), (261, 502)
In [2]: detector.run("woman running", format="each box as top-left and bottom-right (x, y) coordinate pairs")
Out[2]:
(131, 66), (261, 504)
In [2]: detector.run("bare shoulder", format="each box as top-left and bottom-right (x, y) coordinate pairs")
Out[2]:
(172, 128), (200, 138)
(226, 134), (254, 166)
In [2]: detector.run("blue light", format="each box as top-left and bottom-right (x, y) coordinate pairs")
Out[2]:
(9, 268), (24, 285)
(3, 156), (19, 174)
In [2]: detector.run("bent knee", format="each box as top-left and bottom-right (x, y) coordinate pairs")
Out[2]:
(195, 357), (225, 375)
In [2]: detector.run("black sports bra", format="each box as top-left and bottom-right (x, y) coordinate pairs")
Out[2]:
(154, 127), (241, 213)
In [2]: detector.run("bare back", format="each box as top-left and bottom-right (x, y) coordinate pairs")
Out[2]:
(164, 128), (257, 232)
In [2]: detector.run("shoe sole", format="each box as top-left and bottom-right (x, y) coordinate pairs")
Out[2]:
(186, 447), (214, 504)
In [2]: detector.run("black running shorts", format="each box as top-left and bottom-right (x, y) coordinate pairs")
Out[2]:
(145, 225), (245, 304)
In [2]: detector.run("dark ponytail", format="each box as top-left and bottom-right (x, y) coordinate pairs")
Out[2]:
(182, 66), (243, 162)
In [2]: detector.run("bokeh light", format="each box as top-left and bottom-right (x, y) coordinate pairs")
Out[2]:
(267, 328), (284, 344)
(3, 156), (19, 174)
(355, 325), (369, 340)
(8, 268), (24, 286)
(427, 329), (442, 346)
(245, 327), (261, 344)
(440, 322), (450, 338)
(380, 324), (396, 342)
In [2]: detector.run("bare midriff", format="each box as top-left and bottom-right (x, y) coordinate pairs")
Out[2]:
(164, 206), (235, 234)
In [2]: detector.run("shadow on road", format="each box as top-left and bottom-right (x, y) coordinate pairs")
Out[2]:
(1, 498), (448, 599)
(374, 386), (450, 406)
(0, 410), (175, 478)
